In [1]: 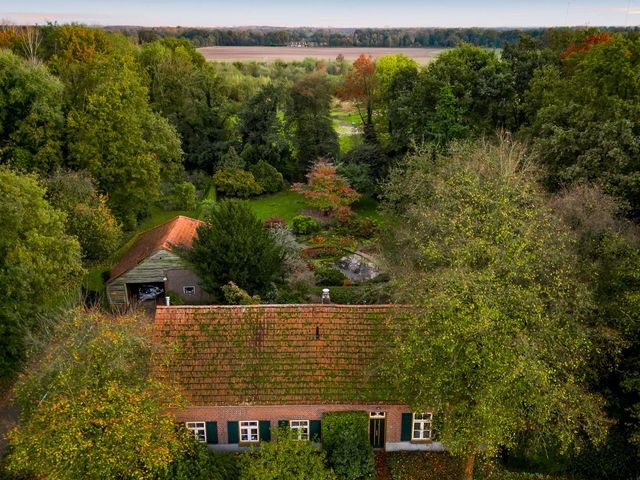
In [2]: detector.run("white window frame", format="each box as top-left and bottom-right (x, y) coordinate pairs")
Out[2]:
(370, 411), (386, 419)
(412, 413), (432, 441)
(186, 421), (207, 443)
(240, 420), (260, 443)
(289, 419), (310, 440)
(183, 286), (196, 295)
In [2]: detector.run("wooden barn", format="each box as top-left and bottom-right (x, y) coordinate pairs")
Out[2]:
(106, 216), (211, 307)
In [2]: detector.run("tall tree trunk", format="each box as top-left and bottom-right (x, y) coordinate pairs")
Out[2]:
(462, 448), (476, 480)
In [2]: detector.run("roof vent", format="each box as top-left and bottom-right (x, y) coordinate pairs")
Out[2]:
(315, 325), (321, 340)
(321, 288), (330, 304)
(165, 296), (170, 306)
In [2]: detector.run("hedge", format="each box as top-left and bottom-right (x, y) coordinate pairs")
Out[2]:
(322, 411), (375, 480)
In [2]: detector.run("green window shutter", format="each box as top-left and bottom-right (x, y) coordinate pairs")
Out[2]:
(401, 413), (412, 441)
(205, 421), (218, 444)
(309, 420), (322, 442)
(259, 420), (271, 442)
(278, 420), (289, 429)
(310, 420), (321, 442)
(227, 421), (239, 444)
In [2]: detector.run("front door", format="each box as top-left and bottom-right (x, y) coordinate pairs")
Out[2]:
(369, 412), (386, 449)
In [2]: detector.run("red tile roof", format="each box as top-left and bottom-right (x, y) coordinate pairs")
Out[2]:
(108, 216), (205, 283)
(153, 305), (402, 406)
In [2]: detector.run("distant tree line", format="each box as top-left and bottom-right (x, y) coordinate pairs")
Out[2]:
(108, 25), (640, 49)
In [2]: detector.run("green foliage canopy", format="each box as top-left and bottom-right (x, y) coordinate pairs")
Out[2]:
(381, 139), (609, 478)
(0, 167), (83, 377)
(186, 200), (285, 302)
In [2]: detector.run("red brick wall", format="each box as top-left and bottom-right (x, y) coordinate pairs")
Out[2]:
(173, 404), (412, 444)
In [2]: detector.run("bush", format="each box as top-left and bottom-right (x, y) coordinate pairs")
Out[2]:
(249, 160), (284, 194)
(314, 266), (347, 286)
(337, 161), (375, 197)
(212, 169), (262, 198)
(169, 181), (197, 210)
(322, 412), (375, 480)
(218, 146), (245, 171)
(356, 218), (379, 239)
(159, 441), (240, 480)
(291, 215), (320, 235)
(386, 452), (462, 480)
(264, 216), (286, 229)
(240, 427), (336, 480)
(165, 291), (185, 306)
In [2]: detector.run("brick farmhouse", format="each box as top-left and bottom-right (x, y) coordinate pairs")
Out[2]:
(153, 304), (444, 451)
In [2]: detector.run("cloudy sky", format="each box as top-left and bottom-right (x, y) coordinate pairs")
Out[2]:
(1, 0), (640, 28)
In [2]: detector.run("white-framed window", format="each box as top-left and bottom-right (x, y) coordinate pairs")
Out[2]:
(186, 421), (206, 443)
(412, 413), (432, 441)
(289, 420), (310, 440)
(370, 411), (386, 419)
(240, 420), (260, 443)
(183, 286), (196, 295)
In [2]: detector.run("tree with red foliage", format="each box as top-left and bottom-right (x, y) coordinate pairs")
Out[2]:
(560, 32), (613, 60)
(293, 158), (360, 215)
(339, 54), (378, 140)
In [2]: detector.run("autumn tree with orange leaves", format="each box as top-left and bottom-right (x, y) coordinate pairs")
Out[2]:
(339, 54), (378, 140)
(293, 158), (360, 216)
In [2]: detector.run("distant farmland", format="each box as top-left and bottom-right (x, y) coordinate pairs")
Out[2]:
(198, 46), (445, 64)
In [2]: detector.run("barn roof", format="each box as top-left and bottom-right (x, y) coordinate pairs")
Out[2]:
(153, 304), (402, 406)
(108, 216), (204, 283)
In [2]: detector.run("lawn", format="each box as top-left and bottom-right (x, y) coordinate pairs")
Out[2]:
(247, 190), (307, 223)
(248, 190), (381, 223)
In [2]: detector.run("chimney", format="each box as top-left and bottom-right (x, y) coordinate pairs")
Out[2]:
(165, 296), (171, 306)
(321, 288), (330, 304)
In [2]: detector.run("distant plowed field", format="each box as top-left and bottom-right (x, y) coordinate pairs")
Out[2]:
(198, 46), (445, 64)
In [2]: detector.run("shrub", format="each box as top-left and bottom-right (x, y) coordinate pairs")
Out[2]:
(218, 146), (245, 171)
(293, 159), (359, 214)
(249, 160), (284, 194)
(264, 216), (286, 229)
(169, 181), (197, 210)
(291, 215), (320, 235)
(212, 169), (262, 198)
(386, 452), (462, 480)
(160, 442), (240, 480)
(356, 218), (379, 239)
(322, 411), (375, 480)
(301, 246), (341, 259)
(315, 266), (347, 286)
(165, 291), (185, 306)
(240, 427), (336, 480)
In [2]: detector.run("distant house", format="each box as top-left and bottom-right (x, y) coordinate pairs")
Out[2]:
(153, 304), (444, 452)
(106, 216), (210, 307)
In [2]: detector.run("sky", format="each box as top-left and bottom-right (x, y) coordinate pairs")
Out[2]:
(2, 0), (640, 28)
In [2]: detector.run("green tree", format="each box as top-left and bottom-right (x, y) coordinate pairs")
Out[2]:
(139, 39), (231, 171)
(240, 427), (336, 480)
(381, 139), (608, 480)
(287, 72), (339, 174)
(65, 53), (183, 228)
(4, 310), (187, 480)
(0, 167), (83, 378)
(550, 184), (640, 477)
(524, 33), (640, 216)
(0, 50), (64, 173)
(45, 169), (122, 262)
(186, 200), (284, 302)
(238, 83), (293, 177)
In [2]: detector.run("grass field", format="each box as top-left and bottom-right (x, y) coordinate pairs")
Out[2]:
(198, 46), (445, 64)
